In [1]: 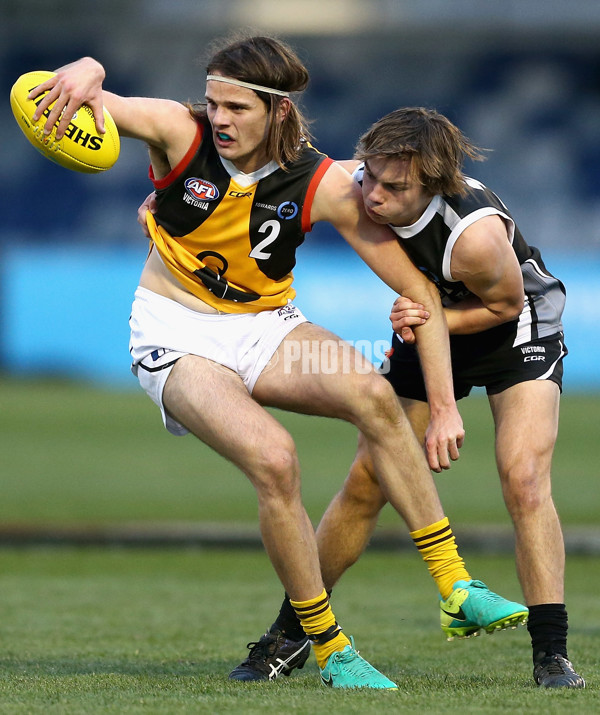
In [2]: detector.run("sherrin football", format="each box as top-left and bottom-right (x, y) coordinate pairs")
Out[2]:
(10, 70), (120, 173)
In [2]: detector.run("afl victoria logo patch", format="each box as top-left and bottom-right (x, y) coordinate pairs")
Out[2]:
(184, 177), (219, 201)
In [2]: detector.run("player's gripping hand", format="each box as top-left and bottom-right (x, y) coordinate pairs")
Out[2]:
(29, 57), (106, 140)
(389, 295), (430, 344)
(138, 192), (158, 238)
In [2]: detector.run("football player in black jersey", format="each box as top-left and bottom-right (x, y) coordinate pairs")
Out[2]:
(225, 108), (582, 689)
(350, 108), (583, 688)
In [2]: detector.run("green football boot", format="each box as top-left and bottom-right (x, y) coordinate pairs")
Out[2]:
(440, 579), (528, 640)
(320, 637), (398, 689)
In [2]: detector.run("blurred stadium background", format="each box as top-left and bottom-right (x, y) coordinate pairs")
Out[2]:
(1, 1), (599, 545)
(2, 0), (600, 388)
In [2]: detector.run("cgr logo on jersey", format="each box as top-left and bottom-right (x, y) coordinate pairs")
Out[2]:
(277, 201), (298, 220)
(229, 190), (253, 198)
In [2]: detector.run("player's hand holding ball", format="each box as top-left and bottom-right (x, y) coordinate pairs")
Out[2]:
(10, 61), (120, 173)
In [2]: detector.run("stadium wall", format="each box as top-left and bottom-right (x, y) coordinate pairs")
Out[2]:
(1, 243), (598, 392)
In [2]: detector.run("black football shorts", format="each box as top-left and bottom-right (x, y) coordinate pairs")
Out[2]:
(380, 324), (567, 402)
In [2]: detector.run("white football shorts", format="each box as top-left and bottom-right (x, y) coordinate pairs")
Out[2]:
(129, 286), (307, 435)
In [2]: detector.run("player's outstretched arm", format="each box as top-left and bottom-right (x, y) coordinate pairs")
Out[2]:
(28, 57), (197, 160)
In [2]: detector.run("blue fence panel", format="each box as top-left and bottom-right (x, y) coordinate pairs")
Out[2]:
(2, 244), (598, 391)
(2, 244), (146, 387)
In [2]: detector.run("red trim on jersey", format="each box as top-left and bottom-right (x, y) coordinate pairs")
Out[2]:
(301, 157), (334, 233)
(148, 122), (204, 189)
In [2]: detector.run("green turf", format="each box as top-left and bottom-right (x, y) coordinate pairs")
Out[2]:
(0, 376), (598, 527)
(0, 548), (597, 714)
(1, 377), (597, 710)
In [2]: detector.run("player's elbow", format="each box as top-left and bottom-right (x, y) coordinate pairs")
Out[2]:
(509, 292), (525, 318)
(495, 295), (524, 323)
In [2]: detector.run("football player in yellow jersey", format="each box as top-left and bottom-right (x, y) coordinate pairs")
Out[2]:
(30, 34), (525, 688)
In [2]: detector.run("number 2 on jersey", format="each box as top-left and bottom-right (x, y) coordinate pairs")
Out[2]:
(249, 220), (280, 260)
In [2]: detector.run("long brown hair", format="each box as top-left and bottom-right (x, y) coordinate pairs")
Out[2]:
(355, 107), (487, 196)
(188, 33), (314, 168)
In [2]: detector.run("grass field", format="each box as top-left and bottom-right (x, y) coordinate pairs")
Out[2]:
(1, 377), (599, 528)
(0, 549), (598, 714)
(0, 549), (600, 714)
(0, 377), (598, 711)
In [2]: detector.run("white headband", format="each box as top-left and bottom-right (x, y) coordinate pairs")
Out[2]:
(206, 74), (290, 97)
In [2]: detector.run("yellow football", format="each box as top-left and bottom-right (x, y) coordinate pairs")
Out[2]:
(10, 70), (120, 174)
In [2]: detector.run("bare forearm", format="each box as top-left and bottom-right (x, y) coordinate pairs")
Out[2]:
(411, 293), (465, 471)
(444, 295), (521, 335)
(410, 289), (455, 413)
(416, 331), (455, 412)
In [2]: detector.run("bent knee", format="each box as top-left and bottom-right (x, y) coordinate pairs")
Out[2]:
(348, 373), (402, 428)
(246, 435), (301, 501)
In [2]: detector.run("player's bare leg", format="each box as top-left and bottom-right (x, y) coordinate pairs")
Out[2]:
(165, 349), (397, 687)
(316, 398), (430, 589)
(254, 323), (446, 532)
(489, 381), (564, 605)
(163, 354), (323, 600)
(315, 436), (385, 589)
(490, 380), (584, 687)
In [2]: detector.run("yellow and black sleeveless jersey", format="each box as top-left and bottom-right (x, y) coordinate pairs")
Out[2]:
(147, 119), (333, 313)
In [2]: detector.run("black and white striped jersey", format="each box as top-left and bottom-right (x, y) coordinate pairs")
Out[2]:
(355, 166), (566, 347)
